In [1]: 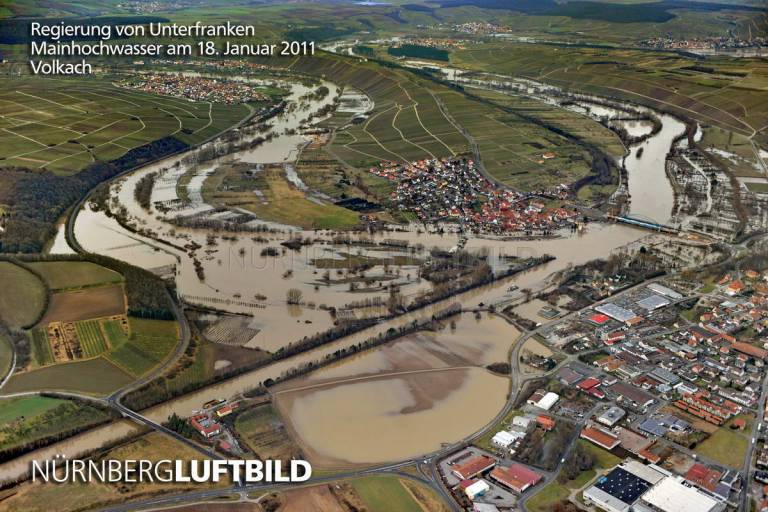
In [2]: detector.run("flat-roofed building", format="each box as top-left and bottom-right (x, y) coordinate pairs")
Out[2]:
(583, 461), (666, 512)
(635, 476), (725, 512)
(598, 406), (626, 427)
(596, 303), (637, 324)
(647, 284), (683, 300)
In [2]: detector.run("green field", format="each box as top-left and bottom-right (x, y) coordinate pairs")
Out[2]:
(0, 395), (113, 454)
(0, 332), (11, 378)
(0, 76), (250, 175)
(2, 357), (134, 395)
(105, 318), (179, 376)
(694, 427), (750, 468)
(28, 261), (123, 291)
(0, 261), (47, 330)
(75, 320), (110, 358)
(29, 327), (53, 367)
(350, 476), (423, 512)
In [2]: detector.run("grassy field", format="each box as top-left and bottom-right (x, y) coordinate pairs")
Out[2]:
(0, 395), (112, 453)
(105, 318), (179, 377)
(350, 476), (423, 512)
(694, 427), (750, 468)
(207, 164), (361, 230)
(0, 76), (250, 175)
(0, 261), (46, 330)
(0, 431), (227, 512)
(0, 333), (11, 378)
(2, 357), (134, 395)
(28, 261), (122, 291)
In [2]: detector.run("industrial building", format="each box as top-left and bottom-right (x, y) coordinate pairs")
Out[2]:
(489, 463), (542, 493)
(584, 460), (725, 512)
(634, 476), (725, 512)
(583, 460), (666, 512)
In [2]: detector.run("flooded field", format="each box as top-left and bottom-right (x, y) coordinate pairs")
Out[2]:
(269, 312), (517, 466)
(275, 368), (507, 466)
(2, 65), (692, 483)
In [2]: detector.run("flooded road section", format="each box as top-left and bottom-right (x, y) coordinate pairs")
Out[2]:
(9, 69), (694, 483)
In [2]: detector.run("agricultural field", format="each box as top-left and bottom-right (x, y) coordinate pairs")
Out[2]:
(0, 395), (113, 454)
(2, 356), (134, 395)
(39, 284), (126, 324)
(0, 431), (228, 512)
(205, 163), (362, 230)
(0, 333), (11, 378)
(28, 261), (122, 291)
(0, 261), (46, 330)
(234, 403), (303, 461)
(0, 76), (250, 175)
(105, 318), (179, 377)
(451, 43), (768, 147)
(351, 476), (429, 512)
(281, 53), (615, 191)
(74, 320), (110, 358)
(259, 476), (448, 512)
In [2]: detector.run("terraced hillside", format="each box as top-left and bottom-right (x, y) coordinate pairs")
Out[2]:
(285, 53), (618, 192)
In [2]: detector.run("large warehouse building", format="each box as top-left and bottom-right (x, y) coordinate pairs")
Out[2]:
(584, 460), (725, 512)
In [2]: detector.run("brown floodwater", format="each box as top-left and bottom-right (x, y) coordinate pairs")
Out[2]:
(276, 367), (508, 466)
(4, 70), (688, 483)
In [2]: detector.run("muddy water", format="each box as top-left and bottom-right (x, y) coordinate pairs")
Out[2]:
(5, 68), (690, 482)
(276, 368), (508, 466)
(625, 113), (686, 223)
(302, 312), (520, 381)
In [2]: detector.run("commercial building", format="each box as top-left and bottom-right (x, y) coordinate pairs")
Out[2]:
(491, 430), (524, 450)
(634, 476), (725, 512)
(598, 406), (627, 427)
(583, 461), (666, 512)
(452, 455), (496, 480)
(489, 463), (542, 493)
(527, 389), (559, 410)
(581, 426), (621, 450)
(459, 479), (491, 500)
(596, 303), (638, 324)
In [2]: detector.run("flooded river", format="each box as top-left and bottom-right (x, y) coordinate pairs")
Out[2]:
(3, 67), (688, 482)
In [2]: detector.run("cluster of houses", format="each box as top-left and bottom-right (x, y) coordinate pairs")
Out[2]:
(119, 73), (269, 104)
(639, 35), (767, 52)
(369, 158), (577, 233)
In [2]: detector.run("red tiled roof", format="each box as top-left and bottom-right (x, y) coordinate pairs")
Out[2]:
(490, 464), (542, 492)
(453, 456), (496, 479)
(577, 377), (601, 390)
(580, 427), (620, 449)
